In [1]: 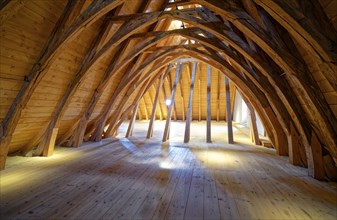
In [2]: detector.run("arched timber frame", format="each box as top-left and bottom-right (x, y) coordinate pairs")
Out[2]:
(0, 0), (336, 180)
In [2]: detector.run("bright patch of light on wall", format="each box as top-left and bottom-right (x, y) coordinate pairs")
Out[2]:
(165, 99), (172, 106)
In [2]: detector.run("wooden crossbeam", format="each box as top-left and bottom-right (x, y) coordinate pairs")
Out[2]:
(184, 62), (198, 143)
(163, 63), (183, 142)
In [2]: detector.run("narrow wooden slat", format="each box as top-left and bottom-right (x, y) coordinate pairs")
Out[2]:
(225, 77), (234, 144)
(184, 62), (197, 143)
(147, 73), (165, 138)
(206, 64), (212, 143)
(162, 63), (182, 142)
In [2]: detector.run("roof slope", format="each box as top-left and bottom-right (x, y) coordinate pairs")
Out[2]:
(0, 0), (336, 179)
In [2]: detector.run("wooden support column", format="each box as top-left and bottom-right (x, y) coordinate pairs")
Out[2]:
(206, 65), (212, 143)
(230, 84), (236, 120)
(167, 72), (177, 121)
(184, 62), (197, 143)
(178, 68), (185, 121)
(247, 102), (261, 145)
(141, 98), (149, 120)
(225, 77), (234, 144)
(147, 74), (164, 138)
(309, 131), (325, 180)
(289, 122), (301, 166)
(126, 103), (139, 138)
(198, 72), (201, 121)
(216, 71), (220, 122)
(162, 63), (182, 142)
(0, 136), (11, 170)
(42, 128), (59, 157)
(264, 106), (288, 156)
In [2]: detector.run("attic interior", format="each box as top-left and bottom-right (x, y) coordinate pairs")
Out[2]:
(1, 0), (337, 219)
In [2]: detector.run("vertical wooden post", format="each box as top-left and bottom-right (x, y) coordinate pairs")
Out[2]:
(42, 128), (59, 156)
(184, 62), (197, 143)
(179, 73), (185, 122)
(206, 65), (212, 143)
(198, 69), (201, 121)
(309, 131), (325, 180)
(0, 137), (11, 170)
(167, 72), (177, 121)
(216, 71), (221, 122)
(147, 74), (164, 138)
(263, 106), (288, 156)
(126, 103), (139, 138)
(163, 63), (182, 142)
(225, 77), (234, 144)
(246, 102), (261, 145)
(289, 122), (301, 166)
(142, 98), (149, 120)
(230, 84), (236, 119)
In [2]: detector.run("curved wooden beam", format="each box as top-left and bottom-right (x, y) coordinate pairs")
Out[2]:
(185, 0), (336, 161)
(114, 27), (309, 155)
(253, 0), (337, 63)
(96, 46), (284, 153)
(129, 28), (312, 152)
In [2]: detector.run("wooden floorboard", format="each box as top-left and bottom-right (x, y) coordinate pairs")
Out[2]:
(1, 121), (337, 220)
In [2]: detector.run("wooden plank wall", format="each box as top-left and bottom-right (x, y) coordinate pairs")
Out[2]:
(0, 1), (66, 152)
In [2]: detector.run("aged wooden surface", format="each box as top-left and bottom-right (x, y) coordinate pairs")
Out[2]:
(1, 121), (336, 220)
